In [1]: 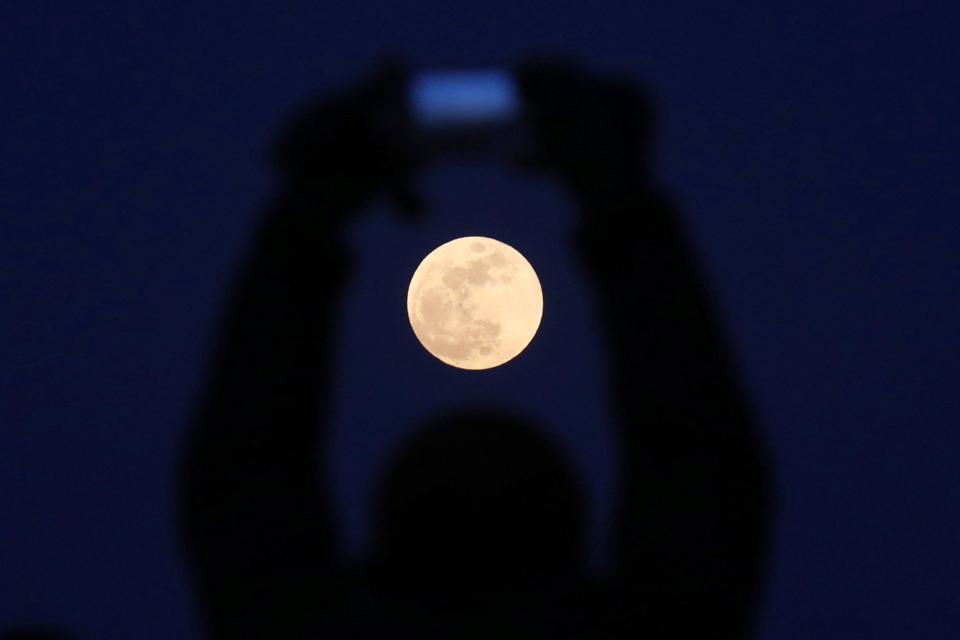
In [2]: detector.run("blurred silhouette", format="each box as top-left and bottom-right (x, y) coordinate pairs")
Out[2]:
(180, 61), (772, 638)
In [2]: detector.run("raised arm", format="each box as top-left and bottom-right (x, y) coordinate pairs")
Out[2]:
(180, 67), (418, 638)
(519, 62), (771, 638)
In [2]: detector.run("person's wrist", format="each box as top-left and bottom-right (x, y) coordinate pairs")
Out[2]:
(575, 185), (681, 272)
(567, 164), (643, 211)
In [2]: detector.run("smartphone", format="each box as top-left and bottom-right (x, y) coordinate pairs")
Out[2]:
(408, 69), (527, 157)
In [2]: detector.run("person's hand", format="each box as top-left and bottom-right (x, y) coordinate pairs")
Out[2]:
(274, 62), (422, 217)
(516, 60), (651, 200)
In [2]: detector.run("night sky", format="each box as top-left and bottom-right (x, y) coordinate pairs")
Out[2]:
(2, 2), (958, 637)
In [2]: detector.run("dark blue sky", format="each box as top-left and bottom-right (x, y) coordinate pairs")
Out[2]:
(2, 2), (958, 637)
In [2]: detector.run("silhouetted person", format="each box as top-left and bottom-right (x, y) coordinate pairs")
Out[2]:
(180, 61), (771, 638)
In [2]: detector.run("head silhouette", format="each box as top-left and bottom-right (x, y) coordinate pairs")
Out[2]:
(371, 408), (585, 595)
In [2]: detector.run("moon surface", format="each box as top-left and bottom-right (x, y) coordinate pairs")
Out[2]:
(407, 236), (543, 370)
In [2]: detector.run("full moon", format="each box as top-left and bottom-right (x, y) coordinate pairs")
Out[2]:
(407, 236), (543, 370)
